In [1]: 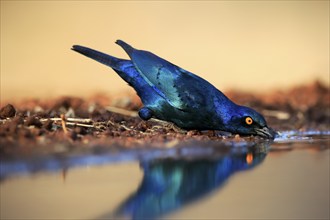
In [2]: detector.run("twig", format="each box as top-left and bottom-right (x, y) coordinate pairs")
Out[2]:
(40, 117), (93, 123)
(262, 110), (290, 120)
(40, 117), (101, 129)
(60, 114), (68, 134)
(66, 122), (95, 128)
(106, 106), (138, 117)
(94, 122), (107, 130)
(120, 124), (132, 131)
(65, 118), (93, 123)
(107, 120), (115, 126)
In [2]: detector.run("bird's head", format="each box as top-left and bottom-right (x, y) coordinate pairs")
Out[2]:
(226, 105), (276, 139)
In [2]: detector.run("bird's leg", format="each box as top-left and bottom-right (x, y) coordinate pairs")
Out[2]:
(138, 107), (153, 120)
(149, 118), (187, 134)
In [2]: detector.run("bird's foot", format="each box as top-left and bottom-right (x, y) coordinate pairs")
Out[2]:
(138, 107), (153, 120)
(149, 118), (187, 134)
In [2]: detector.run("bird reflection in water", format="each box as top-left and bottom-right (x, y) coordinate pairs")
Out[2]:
(105, 145), (269, 220)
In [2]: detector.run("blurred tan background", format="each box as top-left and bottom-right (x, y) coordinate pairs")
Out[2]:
(1, 1), (329, 103)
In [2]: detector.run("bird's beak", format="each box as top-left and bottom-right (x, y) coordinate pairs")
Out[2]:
(254, 126), (277, 139)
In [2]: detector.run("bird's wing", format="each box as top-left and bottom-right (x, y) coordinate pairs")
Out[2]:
(116, 40), (214, 111)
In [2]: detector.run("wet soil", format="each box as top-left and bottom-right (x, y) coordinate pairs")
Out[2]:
(1, 81), (329, 158)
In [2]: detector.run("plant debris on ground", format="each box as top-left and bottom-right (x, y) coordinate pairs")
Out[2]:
(0, 81), (329, 158)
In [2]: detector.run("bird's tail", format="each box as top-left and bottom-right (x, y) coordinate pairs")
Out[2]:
(71, 45), (127, 71)
(72, 44), (141, 88)
(71, 44), (138, 84)
(115, 40), (135, 55)
(72, 44), (157, 105)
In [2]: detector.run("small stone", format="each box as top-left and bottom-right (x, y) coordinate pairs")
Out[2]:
(74, 127), (87, 135)
(136, 122), (148, 132)
(187, 130), (198, 137)
(0, 104), (16, 119)
(207, 130), (216, 137)
(69, 131), (78, 141)
(42, 119), (53, 131)
(25, 116), (42, 128)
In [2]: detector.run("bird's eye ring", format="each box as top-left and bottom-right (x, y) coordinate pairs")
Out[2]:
(245, 117), (253, 125)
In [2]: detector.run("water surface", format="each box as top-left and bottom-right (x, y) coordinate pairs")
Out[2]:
(1, 131), (329, 219)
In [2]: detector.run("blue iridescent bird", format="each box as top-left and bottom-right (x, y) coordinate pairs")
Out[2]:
(72, 40), (275, 139)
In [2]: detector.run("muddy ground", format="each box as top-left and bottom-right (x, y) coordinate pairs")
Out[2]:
(0, 81), (329, 158)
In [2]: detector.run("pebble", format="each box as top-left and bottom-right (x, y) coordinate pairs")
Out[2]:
(0, 104), (16, 119)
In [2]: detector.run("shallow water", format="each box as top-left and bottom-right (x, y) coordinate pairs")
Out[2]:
(1, 131), (329, 219)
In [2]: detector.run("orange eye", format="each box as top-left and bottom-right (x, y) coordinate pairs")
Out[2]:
(246, 153), (253, 164)
(245, 117), (253, 125)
